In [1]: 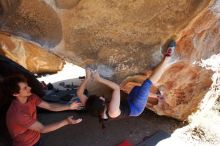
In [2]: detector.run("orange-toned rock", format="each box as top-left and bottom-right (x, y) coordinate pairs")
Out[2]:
(177, 1), (220, 60)
(121, 61), (212, 121)
(0, 0), (213, 80)
(0, 33), (64, 74)
(1, 0), (219, 121)
(120, 0), (220, 121)
(56, 0), (211, 81)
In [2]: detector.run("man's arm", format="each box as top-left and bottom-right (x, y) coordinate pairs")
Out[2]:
(77, 68), (91, 105)
(29, 116), (82, 133)
(93, 72), (121, 118)
(38, 100), (83, 112)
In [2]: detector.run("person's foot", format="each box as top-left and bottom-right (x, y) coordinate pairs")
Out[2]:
(157, 86), (166, 100)
(165, 40), (176, 57)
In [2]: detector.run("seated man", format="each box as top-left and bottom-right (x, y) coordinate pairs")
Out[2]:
(77, 40), (176, 121)
(3, 75), (82, 146)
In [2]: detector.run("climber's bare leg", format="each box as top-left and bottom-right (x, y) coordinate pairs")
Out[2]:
(149, 40), (176, 86)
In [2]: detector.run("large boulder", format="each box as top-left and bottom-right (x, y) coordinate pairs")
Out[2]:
(0, 0), (62, 48)
(55, 0), (80, 9)
(0, 33), (64, 74)
(120, 61), (212, 121)
(120, 0), (220, 120)
(0, 0), (212, 80)
(57, 0), (211, 81)
(1, 0), (219, 121)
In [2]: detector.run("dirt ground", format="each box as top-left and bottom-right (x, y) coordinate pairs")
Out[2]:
(0, 109), (183, 146)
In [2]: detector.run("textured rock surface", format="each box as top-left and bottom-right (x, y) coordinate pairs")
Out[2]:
(0, 33), (64, 74)
(55, 0), (80, 9)
(177, 1), (220, 60)
(0, 0), (211, 80)
(1, 0), (219, 121)
(0, 0), (62, 48)
(120, 0), (220, 120)
(120, 61), (213, 120)
(58, 0), (211, 81)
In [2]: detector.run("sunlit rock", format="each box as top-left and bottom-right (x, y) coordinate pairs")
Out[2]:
(0, 0), (212, 80)
(156, 54), (220, 146)
(55, 0), (211, 81)
(120, 0), (220, 120)
(177, 1), (220, 60)
(0, 0), (219, 122)
(120, 61), (212, 121)
(0, 33), (64, 74)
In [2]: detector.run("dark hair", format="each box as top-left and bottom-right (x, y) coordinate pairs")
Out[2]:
(85, 95), (107, 129)
(85, 95), (105, 116)
(0, 74), (27, 117)
(2, 74), (27, 98)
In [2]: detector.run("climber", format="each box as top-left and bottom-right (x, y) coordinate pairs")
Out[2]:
(77, 40), (176, 123)
(3, 74), (83, 146)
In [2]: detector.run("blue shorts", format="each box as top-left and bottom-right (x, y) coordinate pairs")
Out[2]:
(127, 79), (152, 116)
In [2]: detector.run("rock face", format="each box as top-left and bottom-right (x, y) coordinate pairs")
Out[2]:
(1, 0), (220, 120)
(120, 61), (213, 120)
(55, 0), (80, 9)
(0, 33), (64, 74)
(177, 1), (220, 60)
(0, 0), (212, 79)
(120, 0), (220, 120)
(0, 0), (62, 48)
(59, 0), (211, 81)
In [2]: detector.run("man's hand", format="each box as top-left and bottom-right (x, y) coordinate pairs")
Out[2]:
(69, 101), (84, 110)
(65, 116), (82, 125)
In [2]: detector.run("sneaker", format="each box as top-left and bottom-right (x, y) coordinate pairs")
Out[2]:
(165, 40), (176, 57)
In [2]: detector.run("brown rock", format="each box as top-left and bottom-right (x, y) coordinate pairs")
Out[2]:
(0, 0), (62, 48)
(57, 0), (211, 81)
(177, 1), (220, 60)
(55, 0), (80, 9)
(0, 33), (64, 74)
(1, 0), (218, 121)
(120, 61), (212, 121)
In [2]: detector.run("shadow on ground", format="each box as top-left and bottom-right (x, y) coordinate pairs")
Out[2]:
(37, 109), (183, 146)
(0, 109), (184, 146)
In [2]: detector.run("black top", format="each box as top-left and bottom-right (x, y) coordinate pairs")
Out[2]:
(99, 99), (130, 129)
(106, 99), (130, 120)
(119, 99), (130, 117)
